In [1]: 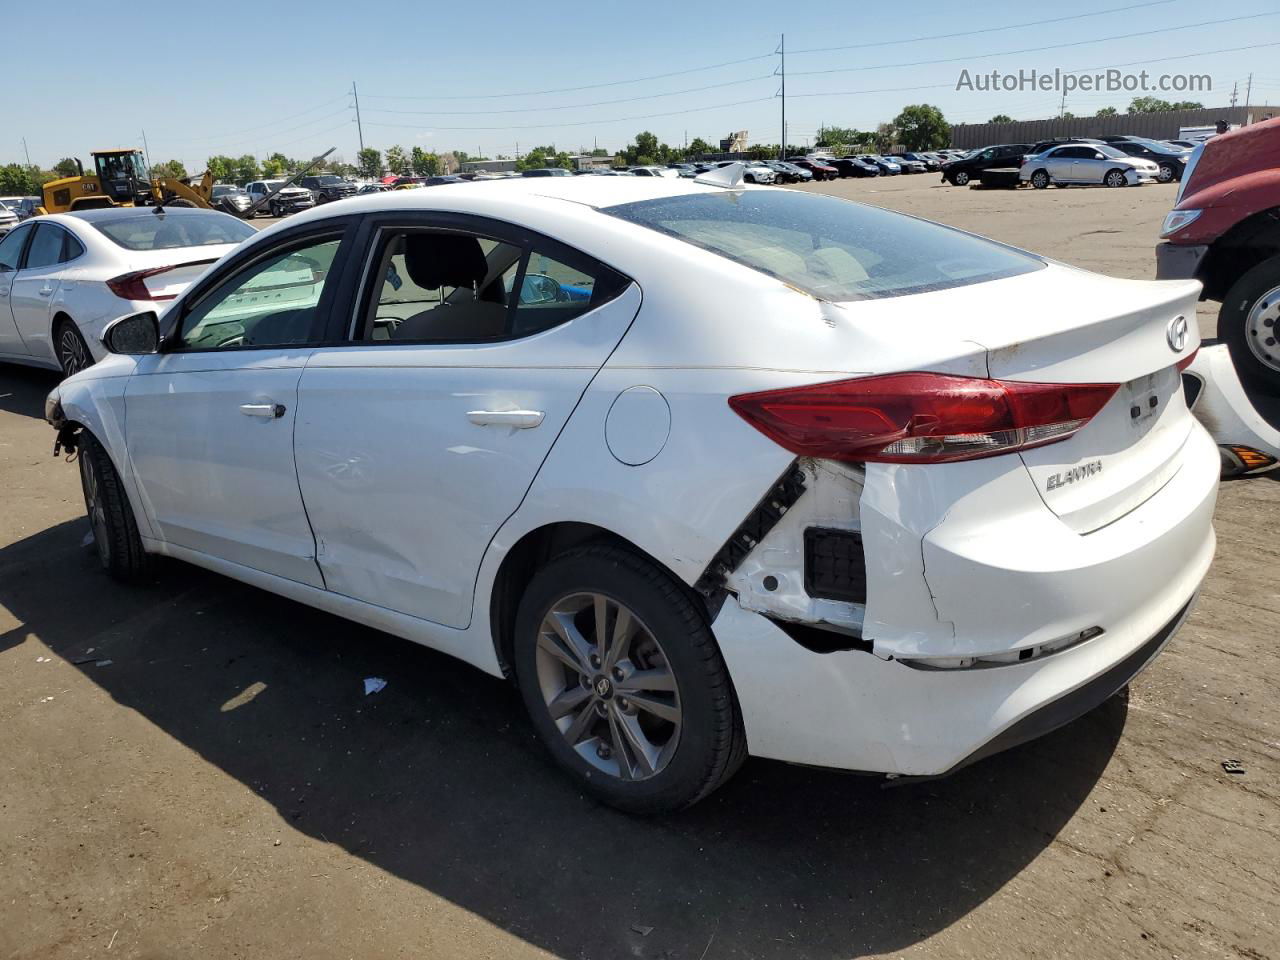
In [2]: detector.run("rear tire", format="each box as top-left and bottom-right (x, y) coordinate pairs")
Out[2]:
(1157, 162), (1177, 183)
(1220, 255), (1280, 395)
(54, 318), (94, 379)
(512, 544), (746, 815)
(77, 432), (151, 582)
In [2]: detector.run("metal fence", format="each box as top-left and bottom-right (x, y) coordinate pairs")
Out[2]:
(949, 105), (1273, 149)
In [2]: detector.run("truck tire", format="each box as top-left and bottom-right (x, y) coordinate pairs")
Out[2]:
(1220, 254), (1280, 395)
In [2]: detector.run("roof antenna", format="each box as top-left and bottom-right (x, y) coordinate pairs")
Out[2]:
(694, 162), (746, 188)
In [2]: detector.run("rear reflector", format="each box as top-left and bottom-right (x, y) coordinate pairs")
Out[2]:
(729, 372), (1120, 464)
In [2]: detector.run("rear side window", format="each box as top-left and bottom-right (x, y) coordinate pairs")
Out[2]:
(24, 224), (64, 269)
(605, 190), (1042, 301)
(91, 212), (255, 251)
(356, 227), (629, 344)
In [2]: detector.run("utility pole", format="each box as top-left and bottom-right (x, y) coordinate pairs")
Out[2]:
(21, 137), (32, 167)
(140, 129), (153, 177)
(1059, 90), (1067, 118)
(1230, 82), (1238, 108)
(1244, 73), (1253, 112)
(777, 34), (786, 160)
(352, 81), (365, 153)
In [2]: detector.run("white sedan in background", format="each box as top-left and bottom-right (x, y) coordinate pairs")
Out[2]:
(46, 174), (1217, 813)
(0, 207), (255, 377)
(1020, 143), (1161, 188)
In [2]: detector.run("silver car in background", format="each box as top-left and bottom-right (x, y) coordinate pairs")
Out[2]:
(1020, 143), (1160, 189)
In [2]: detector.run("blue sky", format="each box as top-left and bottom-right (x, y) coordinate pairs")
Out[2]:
(5, 0), (1278, 170)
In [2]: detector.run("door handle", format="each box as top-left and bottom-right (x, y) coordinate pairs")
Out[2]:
(39, 285), (53, 297)
(467, 409), (544, 429)
(240, 402), (287, 419)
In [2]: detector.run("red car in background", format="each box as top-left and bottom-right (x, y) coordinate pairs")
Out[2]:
(785, 157), (838, 181)
(1156, 117), (1280, 392)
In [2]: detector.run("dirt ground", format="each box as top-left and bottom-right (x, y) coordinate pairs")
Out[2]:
(1, 175), (1276, 960)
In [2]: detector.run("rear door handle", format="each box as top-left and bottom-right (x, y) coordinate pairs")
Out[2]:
(240, 402), (287, 419)
(39, 285), (53, 297)
(467, 409), (544, 429)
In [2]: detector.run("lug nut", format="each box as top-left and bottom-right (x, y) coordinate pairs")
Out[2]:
(597, 744), (612, 759)
(612, 667), (624, 681)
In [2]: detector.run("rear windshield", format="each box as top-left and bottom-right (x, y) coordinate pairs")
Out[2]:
(91, 212), (255, 251)
(604, 190), (1042, 301)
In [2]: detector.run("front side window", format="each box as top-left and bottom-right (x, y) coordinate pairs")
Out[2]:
(358, 227), (628, 343)
(178, 236), (342, 351)
(24, 224), (64, 269)
(605, 190), (1042, 301)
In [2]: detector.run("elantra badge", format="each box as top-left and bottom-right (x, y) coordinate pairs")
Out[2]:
(1046, 460), (1102, 492)
(1167, 315), (1189, 352)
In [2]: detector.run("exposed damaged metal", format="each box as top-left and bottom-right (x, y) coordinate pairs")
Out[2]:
(694, 461), (807, 596)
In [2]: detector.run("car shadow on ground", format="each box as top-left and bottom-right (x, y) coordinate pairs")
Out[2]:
(0, 518), (1127, 959)
(0, 365), (59, 420)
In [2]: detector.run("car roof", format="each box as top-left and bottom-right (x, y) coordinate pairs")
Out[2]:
(63, 206), (228, 223)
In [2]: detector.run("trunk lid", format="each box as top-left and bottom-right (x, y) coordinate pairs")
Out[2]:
(974, 267), (1202, 532)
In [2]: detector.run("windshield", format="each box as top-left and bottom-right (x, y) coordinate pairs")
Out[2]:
(316, 175), (343, 185)
(211, 185), (241, 197)
(605, 190), (1042, 301)
(91, 212), (256, 251)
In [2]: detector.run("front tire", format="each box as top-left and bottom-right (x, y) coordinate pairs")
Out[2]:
(77, 432), (151, 581)
(951, 170), (970, 186)
(1104, 169), (1128, 187)
(513, 544), (746, 814)
(1220, 255), (1280, 394)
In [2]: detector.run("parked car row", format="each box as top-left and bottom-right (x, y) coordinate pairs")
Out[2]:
(941, 135), (1192, 188)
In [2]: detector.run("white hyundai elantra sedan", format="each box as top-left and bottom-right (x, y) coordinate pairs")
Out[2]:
(45, 172), (1218, 813)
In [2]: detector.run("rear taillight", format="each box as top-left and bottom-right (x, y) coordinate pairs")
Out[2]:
(106, 266), (180, 302)
(729, 373), (1120, 464)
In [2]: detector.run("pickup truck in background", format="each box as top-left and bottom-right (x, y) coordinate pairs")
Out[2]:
(1156, 117), (1280, 392)
(300, 174), (358, 204)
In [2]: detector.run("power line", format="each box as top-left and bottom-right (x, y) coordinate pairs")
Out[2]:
(159, 94), (349, 143)
(788, 0), (1180, 55)
(789, 13), (1280, 77)
(363, 95), (773, 132)
(787, 39), (1280, 99)
(361, 53), (775, 102)
(362, 74), (773, 116)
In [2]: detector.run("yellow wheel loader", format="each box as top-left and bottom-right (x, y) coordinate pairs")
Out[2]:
(39, 149), (214, 215)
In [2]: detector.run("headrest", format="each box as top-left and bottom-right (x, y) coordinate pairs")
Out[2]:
(402, 233), (488, 291)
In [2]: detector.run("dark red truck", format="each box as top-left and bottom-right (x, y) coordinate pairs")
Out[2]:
(1156, 117), (1280, 392)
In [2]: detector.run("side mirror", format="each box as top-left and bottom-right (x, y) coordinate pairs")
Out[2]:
(102, 310), (160, 355)
(521, 274), (563, 305)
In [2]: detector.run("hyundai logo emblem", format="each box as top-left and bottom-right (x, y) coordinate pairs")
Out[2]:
(1167, 315), (1189, 352)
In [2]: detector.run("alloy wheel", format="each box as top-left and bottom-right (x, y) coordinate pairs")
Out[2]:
(1105, 170), (1127, 187)
(1245, 283), (1280, 375)
(58, 325), (92, 377)
(79, 454), (111, 567)
(1158, 164), (1175, 183)
(953, 171), (969, 186)
(533, 592), (682, 782)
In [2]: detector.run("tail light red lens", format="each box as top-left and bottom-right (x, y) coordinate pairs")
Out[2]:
(1175, 347), (1199, 372)
(106, 266), (180, 302)
(729, 373), (1120, 464)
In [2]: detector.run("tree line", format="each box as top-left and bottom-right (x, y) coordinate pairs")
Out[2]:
(987, 97), (1206, 124)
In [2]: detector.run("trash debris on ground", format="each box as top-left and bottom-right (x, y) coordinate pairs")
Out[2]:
(631, 924), (654, 937)
(35, 656), (50, 663)
(96, 659), (113, 667)
(1222, 759), (1246, 775)
(363, 677), (387, 696)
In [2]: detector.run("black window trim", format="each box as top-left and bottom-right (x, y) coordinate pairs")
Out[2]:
(159, 215), (361, 355)
(338, 210), (633, 348)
